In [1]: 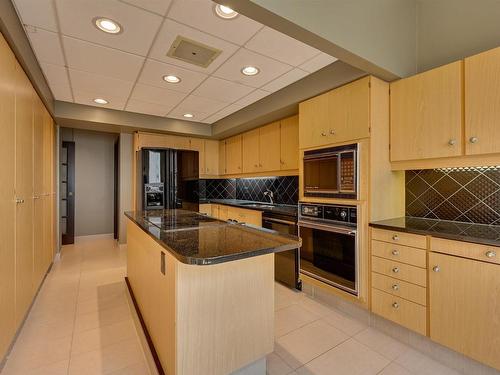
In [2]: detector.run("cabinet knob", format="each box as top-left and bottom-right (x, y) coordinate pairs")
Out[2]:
(469, 137), (478, 144)
(485, 251), (496, 258)
(392, 267), (399, 274)
(15, 198), (25, 204)
(329, 129), (335, 135)
(392, 234), (399, 241)
(391, 249), (400, 256)
(321, 132), (327, 137)
(433, 266), (440, 272)
(392, 302), (399, 309)
(392, 284), (399, 291)
(254, 164), (258, 168)
(448, 139), (457, 146)
(33, 195), (40, 200)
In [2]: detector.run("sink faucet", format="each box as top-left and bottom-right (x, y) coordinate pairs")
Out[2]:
(263, 189), (274, 204)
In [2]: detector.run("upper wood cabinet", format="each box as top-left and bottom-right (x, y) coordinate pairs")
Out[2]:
(219, 140), (226, 175)
(390, 61), (463, 162)
(280, 115), (299, 170)
(299, 76), (370, 149)
(260, 122), (281, 171)
(242, 128), (260, 173)
(465, 47), (500, 155)
(204, 140), (219, 176)
(225, 135), (242, 174)
(429, 251), (500, 370)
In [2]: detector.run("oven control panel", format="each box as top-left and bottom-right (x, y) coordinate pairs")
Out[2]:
(300, 203), (357, 225)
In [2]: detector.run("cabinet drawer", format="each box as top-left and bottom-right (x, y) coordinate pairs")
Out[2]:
(372, 272), (426, 306)
(430, 237), (500, 265)
(372, 256), (427, 286)
(372, 228), (427, 249)
(372, 240), (426, 268)
(372, 289), (427, 335)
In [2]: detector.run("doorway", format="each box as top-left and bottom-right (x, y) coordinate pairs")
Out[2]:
(61, 141), (75, 245)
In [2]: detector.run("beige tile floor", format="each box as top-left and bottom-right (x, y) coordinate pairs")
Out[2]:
(1, 236), (463, 375)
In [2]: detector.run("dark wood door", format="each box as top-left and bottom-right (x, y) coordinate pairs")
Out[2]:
(61, 141), (75, 245)
(114, 139), (119, 240)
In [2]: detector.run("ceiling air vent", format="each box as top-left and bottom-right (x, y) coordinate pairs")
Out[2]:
(167, 36), (222, 68)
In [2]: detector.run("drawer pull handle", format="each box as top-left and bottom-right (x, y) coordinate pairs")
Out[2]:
(469, 136), (478, 144)
(392, 267), (399, 274)
(432, 266), (440, 272)
(485, 251), (496, 258)
(392, 302), (399, 309)
(321, 132), (327, 136)
(392, 284), (399, 291)
(391, 249), (400, 256)
(448, 139), (457, 146)
(392, 235), (399, 241)
(329, 129), (335, 135)
(15, 198), (25, 204)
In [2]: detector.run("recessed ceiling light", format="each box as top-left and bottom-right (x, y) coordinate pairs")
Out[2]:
(241, 66), (260, 76)
(214, 4), (238, 19)
(183, 113), (194, 118)
(163, 75), (181, 84)
(93, 17), (122, 34)
(93, 98), (108, 104)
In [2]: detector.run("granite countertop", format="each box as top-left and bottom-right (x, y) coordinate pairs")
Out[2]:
(370, 216), (500, 247)
(126, 209), (301, 265)
(200, 199), (298, 217)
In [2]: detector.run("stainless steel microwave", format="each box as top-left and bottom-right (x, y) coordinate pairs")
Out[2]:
(303, 144), (358, 199)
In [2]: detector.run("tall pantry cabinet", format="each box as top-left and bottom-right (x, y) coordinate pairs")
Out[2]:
(0, 34), (56, 360)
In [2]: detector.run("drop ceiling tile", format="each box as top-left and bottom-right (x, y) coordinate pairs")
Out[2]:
(119, 0), (173, 16)
(261, 68), (308, 92)
(167, 0), (262, 45)
(25, 28), (65, 65)
(125, 98), (175, 117)
(69, 69), (135, 99)
(55, 0), (163, 56)
(63, 36), (145, 82)
(130, 83), (187, 106)
(234, 89), (270, 107)
(192, 77), (254, 103)
(167, 108), (210, 122)
(245, 27), (319, 66)
(300, 52), (338, 73)
(40, 62), (70, 87)
(213, 48), (292, 88)
(138, 59), (207, 93)
(13, 0), (58, 32)
(73, 90), (127, 110)
(203, 103), (244, 123)
(149, 19), (239, 73)
(176, 94), (228, 114)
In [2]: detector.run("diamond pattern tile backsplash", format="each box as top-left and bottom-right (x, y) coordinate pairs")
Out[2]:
(406, 167), (500, 225)
(200, 176), (299, 205)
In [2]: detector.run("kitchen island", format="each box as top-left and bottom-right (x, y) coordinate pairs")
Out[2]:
(125, 209), (301, 375)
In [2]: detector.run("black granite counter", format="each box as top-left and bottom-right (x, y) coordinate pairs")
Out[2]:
(126, 209), (301, 265)
(200, 199), (298, 217)
(370, 217), (500, 247)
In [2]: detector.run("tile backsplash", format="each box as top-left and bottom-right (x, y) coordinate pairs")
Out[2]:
(406, 167), (500, 225)
(201, 176), (299, 205)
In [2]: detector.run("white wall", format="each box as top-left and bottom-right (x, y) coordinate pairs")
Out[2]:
(118, 133), (133, 244)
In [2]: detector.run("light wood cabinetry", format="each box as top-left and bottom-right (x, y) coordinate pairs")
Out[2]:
(429, 250), (500, 370)
(0, 34), (55, 360)
(259, 121), (281, 171)
(280, 115), (299, 170)
(204, 140), (219, 176)
(299, 76), (370, 149)
(219, 140), (226, 175)
(205, 204), (262, 227)
(390, 61), (463, 162)
(371, 228), (427, 249)
(199, 203), (212, 216)
(225, 135), (242, 174)
(242, 128), (260, 173)
(464, 46), (500, 156)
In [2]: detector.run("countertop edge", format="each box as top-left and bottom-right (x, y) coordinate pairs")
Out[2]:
(369, 221), (500, 247)
(200, 199), (298, 216)
(125, 212), (301, 265)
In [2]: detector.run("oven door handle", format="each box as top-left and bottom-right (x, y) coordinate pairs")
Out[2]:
(263, 217), (296, 225)
(298, 220), (357, 235)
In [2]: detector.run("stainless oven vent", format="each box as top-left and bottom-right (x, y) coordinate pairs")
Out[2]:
(166, 36), (222, 68)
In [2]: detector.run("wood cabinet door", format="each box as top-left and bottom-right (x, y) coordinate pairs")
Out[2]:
(242, 129), (260, 173)
(429, 252), (500, 370)
(280, 116), (299, 170)
(465, 47), (500, 155)
(189, 138), (205, 174)
(225, 135), (242, 174)
(259, 121), (281, 172)
(328, 76), (370, 144)
(219, 141), (226, 175)
(15, 68), (34, 326)
(299, 92), (330, 149)
(204, 140), (219, 176)
(0, 34), (17, 358)
(390, 61), (463, 161)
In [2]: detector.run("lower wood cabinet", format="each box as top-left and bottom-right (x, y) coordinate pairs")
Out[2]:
(200, 204), (262, 227)
(429, 251), (500, 370)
